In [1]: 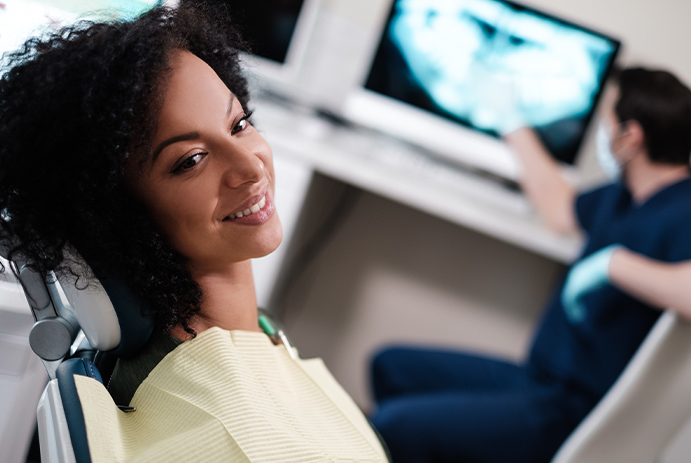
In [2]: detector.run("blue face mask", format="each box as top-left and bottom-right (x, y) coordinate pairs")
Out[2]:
(596, 122), (621, 180)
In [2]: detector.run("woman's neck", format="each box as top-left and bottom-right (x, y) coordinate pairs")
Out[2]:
(171, 260), (259, 340)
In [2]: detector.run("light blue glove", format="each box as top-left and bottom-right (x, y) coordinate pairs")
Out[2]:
(561, 244), (622, 324)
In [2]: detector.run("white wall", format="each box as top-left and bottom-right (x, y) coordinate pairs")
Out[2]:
(279, 179), (563, 410)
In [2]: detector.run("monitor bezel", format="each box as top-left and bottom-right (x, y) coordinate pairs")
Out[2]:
(239, 0), (322, 91)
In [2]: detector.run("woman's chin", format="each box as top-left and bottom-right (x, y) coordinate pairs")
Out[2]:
(188, 217), (283, 269)
(256, 223), (283, 258)
(245, 219), (283, 260)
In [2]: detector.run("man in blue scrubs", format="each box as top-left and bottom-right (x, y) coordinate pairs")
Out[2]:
(369, 68), (691, 463)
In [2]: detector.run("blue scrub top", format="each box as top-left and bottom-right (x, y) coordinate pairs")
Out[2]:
(529, 176), (691, 400)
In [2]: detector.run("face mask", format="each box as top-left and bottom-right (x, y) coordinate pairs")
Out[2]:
(596, 122), (622, 180)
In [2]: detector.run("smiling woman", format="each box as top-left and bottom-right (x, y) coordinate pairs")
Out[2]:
(129, 50), (282, 339)
(0, 3), (253, 337)
(133, 51), (280, 268)
(0, 3), (388, 461)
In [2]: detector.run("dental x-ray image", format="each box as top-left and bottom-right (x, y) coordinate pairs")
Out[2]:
(365, 0), (620, 163)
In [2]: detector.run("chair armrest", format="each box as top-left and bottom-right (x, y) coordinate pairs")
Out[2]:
(552, 311), (691, 463)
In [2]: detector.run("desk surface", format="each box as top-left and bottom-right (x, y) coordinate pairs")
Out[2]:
(254, 97), (583, 264)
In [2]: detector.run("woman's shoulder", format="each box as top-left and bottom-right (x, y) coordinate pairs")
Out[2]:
(107, 330), (183, 406)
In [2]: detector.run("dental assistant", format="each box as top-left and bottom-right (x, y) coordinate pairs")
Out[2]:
(369, 67), (691, 463)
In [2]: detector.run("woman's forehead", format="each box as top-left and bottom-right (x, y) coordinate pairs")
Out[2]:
(164, 50), (234, 108)
(154, 51), (236, 136)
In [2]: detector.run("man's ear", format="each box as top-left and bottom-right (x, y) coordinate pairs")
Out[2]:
(622, 119), (646, 152)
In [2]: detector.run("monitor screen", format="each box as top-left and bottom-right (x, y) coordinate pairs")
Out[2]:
(183, 0), (306, 64)
(179, 0), (320, 103)
(364, 0), (621, 164)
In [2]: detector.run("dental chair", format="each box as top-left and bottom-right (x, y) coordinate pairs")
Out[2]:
(3, 244), (301, 463)
(1, 245), (154, 463)
(552, 310), (691, 463)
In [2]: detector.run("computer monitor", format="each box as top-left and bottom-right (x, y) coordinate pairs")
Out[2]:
(342, 0), (621, 180)
(0, 0), (162, 65)
(186, 0), (321, 94)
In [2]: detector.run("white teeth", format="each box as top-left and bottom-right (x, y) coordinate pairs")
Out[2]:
(225, 196), (266, 221)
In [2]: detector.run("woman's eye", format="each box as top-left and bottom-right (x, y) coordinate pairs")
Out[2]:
(173, 152), (205, 173)
(231, 115), (251, 134)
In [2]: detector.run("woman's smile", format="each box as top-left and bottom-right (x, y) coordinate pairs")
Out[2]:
(221, 192), (276, 225)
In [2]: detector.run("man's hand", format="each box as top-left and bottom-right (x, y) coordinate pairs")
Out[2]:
(561, 244), (622, 323)
(503, 128), (578, 234)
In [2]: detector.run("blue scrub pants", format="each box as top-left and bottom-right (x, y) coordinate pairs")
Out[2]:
(370, 347), (597, 463)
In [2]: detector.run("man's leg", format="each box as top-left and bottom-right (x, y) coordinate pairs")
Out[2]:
(371, 346), (524, 403)
(371, 384), (575, 463)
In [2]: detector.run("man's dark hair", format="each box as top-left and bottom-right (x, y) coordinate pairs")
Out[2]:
(0, 3), (249, 334)
(615, 67), (691, 165)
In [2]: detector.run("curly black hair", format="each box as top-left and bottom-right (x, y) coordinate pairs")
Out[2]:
(0, 3), (250, 334)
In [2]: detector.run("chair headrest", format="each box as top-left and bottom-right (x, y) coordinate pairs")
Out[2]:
(52, 246), (155, 357)
(60, 263), (155, 358)
(1, 232), (154, 358)
(93, 265), (155, 357)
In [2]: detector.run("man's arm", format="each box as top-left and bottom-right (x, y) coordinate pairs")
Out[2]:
(504, 128), (578, 234)
(609, 249), (691, 320)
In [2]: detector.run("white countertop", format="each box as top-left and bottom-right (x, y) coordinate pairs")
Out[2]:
(254, 97), (583, 264)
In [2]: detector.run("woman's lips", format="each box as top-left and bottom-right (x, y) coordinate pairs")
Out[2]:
(222, 195), (275, 226)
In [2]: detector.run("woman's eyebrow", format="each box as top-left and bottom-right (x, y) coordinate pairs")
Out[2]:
(152, 131), (200, 161)
(152, 95), (234, 161)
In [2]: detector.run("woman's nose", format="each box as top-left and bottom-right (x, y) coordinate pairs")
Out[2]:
(220, 141), (264, 188)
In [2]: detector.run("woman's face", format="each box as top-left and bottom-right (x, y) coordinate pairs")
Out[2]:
(129, 50), (282, 273)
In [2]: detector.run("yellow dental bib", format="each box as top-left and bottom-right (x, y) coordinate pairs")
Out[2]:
(73, 327), (387, 462)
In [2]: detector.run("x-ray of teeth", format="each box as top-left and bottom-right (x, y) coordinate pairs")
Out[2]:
(366, 0), (620, 164)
